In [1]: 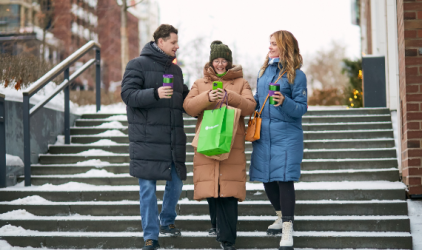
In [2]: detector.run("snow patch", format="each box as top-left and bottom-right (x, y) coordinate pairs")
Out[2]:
(75, 159), (111, 166)
(0, 210), (36, 219)
(104, 115), (128, 121)
(54, 135), (65, 145)
(73, 169), (117, 177)
(5, 154), (23, 167)
(95, 130), (126, 136)
(0, 82), (79, 114)
(0, 225), (34, 234)
(75, 102), (126, 114)
(9, 195), (52, 204)
(88, 139), (120, 146)
(76, 149), (115, 155)
(307, 105), (348, 110)
(95, 121), (125, 128)
(408, 199), (422, 250)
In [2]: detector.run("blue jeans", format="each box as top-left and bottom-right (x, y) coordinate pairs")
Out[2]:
(138, 164), (183, 241)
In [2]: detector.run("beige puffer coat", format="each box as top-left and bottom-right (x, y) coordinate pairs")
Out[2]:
(183, 63), (256, 201)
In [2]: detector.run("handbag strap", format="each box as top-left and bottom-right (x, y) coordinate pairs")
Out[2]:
(256, 71), (287, 117)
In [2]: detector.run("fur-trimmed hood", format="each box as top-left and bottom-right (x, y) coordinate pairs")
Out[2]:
(203, 62), (243, 82)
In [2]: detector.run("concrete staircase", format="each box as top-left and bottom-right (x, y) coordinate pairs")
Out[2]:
(0, 107), (413, 249)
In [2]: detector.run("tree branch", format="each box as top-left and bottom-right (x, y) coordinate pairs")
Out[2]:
(126, 0), (144, 9)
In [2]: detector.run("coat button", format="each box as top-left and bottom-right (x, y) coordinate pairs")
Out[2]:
(220, 174), (222, 176)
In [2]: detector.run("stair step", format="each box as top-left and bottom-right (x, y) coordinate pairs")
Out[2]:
(0, 181), (407, 202)
(0, 200), (409, 216)
(0, 231), (412, 249)
(69, 129), (394, 144)
(39, 148), (396, 164)
(79, 108), (390, 120)
(2, 108), (409, 250)
(31, 158), (399, 175)
(20, 168), (400, 185)
(76, 114), (393, 127)
(70, 122), (393, 135)
(305, 108), (390, 115)
(0, 215), (410, 232)
(48, 139), (396, 154)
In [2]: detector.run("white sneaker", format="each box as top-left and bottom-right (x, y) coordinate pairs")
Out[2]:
(267, 211), (283, 235)
(279, 221), (293, 249)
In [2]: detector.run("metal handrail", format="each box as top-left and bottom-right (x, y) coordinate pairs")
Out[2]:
(23, 41), (101, 186)
(23, 41), (101, 97)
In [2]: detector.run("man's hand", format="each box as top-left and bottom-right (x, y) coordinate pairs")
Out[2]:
(273, 92), (285, 107)
(208, 89), (225, 102)
(158, 86), (173, 99)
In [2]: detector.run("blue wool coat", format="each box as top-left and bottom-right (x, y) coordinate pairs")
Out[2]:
(249, 58), (308, 183)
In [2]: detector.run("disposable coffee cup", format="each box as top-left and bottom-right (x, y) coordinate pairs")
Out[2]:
(269, 83), (280, 105)
(163, 74), (173, 96)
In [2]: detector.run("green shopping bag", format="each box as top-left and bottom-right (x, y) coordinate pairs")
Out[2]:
(197, 94), (235, 156)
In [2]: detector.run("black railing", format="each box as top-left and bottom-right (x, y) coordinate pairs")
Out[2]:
(22, 41), (101, 186)
(0, 93), (5, 188)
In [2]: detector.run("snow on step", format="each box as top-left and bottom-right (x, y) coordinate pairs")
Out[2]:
(302, 158), (397, 162)
(0, 210), (409, 221)
(29, 168), (397, 178)
(1, 181), (406, 192)
(0, 225), (411, 237)
(0, 195), (407, 205)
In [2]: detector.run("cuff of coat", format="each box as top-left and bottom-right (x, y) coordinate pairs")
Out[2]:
(225, 89), (242, 107)
(277, 95), (296, 114)
(153, 88), (159, 100)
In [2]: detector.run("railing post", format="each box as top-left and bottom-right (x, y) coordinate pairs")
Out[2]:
(64, 68), (70, 144)
(0, 94), (6, 188)
(96, 49), (101, 112)
(23, 95), (31, 186)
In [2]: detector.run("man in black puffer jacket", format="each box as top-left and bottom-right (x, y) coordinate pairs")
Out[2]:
(121, 24), (189, 250)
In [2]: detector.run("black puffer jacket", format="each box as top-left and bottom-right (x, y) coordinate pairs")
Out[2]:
(121, 42), (189, 181)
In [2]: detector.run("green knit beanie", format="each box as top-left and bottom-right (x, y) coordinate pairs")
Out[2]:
(209, 40), (232, 63)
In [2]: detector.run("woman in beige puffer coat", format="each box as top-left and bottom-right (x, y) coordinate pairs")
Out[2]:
(183, 41), (256, 250)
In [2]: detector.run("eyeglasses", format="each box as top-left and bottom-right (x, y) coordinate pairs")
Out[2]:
(213, 60), (228, 65)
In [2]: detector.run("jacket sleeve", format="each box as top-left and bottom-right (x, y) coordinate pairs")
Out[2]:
(183, 81), (213, 117)
(226, 80), (257, 117)
(277, 71), (308, 118)
(121, 59), (158, 108)
(182, 83), (190, 100)
(254, 72), (260, 111)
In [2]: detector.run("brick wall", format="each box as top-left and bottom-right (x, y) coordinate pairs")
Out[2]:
(52, 0), (72, 58)
(97, 0), (140, 90)
(397, 0), (422, 196)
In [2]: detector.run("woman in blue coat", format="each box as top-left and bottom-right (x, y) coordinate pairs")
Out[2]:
(249, 30), (307, 250)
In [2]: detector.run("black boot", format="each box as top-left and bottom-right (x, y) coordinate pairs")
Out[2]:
(142, 239), (160, 250)
(220, 241), (236, 250)
(208, 227), (217, 236)
(159, 224), (181, 236)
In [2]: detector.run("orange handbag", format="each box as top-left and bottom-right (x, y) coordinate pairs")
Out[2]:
(245, 71), (286, 142)
(245, 95), (269, 142)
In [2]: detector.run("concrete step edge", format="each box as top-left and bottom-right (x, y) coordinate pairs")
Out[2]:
(27, 168), (399, 178)
(0, 215), (410, 221)
(0, 230), (411, 237)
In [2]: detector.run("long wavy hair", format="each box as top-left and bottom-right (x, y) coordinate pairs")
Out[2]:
(259, 30), (303, 84)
